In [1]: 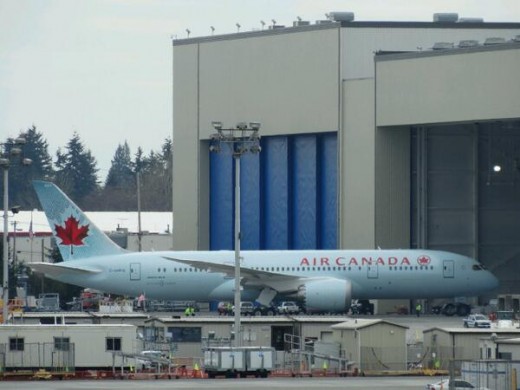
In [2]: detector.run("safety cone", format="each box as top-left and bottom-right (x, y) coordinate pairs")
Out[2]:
(192, 362), (201, 378)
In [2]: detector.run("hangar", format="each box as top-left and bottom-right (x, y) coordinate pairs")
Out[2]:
(172, 14), (520, 302)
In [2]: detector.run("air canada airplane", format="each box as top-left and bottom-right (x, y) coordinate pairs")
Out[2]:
(30, 181), (499, 313)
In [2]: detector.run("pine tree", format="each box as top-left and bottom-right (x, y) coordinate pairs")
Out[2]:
(54, 132), (99, 206)
(0, 126), (53, 209)
(105, 141), (134, 189)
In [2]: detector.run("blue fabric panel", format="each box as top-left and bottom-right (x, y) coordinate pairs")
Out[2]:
(319, 133), (338, 249)
(240, 153), (260, 249)
(262, 137), (289, 249)
(292, 135), (317, 249)
(210, 146), (234, 250)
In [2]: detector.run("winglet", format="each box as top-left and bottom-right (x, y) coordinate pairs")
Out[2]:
(33, 180), (126, 261)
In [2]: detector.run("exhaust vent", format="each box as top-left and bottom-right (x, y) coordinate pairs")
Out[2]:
(458, 40), (479, 48)
(433, 13), (459, 22)
(326, 12), (355, 22)
(484, 37), (506, 45)
(432, 42), (454, 50)
(458, 17), (484, 23)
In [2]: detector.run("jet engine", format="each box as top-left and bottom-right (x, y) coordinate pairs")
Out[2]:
(298, 278), (352, 313)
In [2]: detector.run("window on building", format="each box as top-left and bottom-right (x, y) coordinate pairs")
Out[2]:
(54, 337), (70, 351)
(106, 337), (122, 351)
(168, 327), (201, 343)
(9, 337), (24, 351)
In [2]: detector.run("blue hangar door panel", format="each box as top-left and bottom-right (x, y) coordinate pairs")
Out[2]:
(210, 148), (234, 250)
(262, 136), (290, 249)
(240, 153), (261, 249)
(319, 133), (337, 249)
(292, 135), (318, 249)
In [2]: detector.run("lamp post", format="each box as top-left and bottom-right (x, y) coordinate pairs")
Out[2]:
(1, 135), (32, 324)
(209, 121), (261, 347)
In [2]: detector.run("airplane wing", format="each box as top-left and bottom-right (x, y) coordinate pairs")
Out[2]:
(162, 256), (302, 292)
(29, 262), (102, 279)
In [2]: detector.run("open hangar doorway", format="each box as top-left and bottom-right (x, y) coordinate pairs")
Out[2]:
(411, 119), (520, 302)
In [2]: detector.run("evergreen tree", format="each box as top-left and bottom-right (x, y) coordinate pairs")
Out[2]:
(101, 142), (137, 210)
(0, 126), (53, 209)
(136, 138), (172, 211)
(105, 141), (134, 188)
(54, 132), (99, 207)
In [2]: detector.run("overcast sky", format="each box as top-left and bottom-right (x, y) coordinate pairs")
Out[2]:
(1, 0), (519, 180)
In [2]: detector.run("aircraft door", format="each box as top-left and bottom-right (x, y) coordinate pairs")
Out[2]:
(443, 260), (454, 278)
(367, 264), (379, 279)
(130, 263), (141, 281)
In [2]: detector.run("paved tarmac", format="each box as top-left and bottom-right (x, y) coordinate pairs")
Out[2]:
(0, 376), (441, 389)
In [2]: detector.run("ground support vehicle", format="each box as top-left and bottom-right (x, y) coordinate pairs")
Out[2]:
(463, 314), (492, 328)
(204, 346), (274, 378)
(432, 302), (471, 317)
(276, 301), (302, 315)
(350, 299), (374, 315)
(426, 378), (490, 389)
(232, 301), (255, 316)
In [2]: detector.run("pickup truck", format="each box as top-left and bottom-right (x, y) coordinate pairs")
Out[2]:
(463, 314), (492, 328)
(276, 301), (302, 315)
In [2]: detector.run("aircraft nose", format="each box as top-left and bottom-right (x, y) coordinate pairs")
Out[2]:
(485, 272), (500, 291)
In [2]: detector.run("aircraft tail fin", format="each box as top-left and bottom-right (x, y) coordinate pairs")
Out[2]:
(33, 180), (126, 261)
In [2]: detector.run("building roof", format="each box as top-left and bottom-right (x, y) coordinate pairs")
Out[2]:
(331, 318), (409, 330)
(424, 327), (520, 334)
(145, 315), (352, 325)
(173, 20), (520, 46)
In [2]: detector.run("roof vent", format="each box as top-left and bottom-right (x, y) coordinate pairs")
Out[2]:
(316, 20), (334, 25)
(458, 40), (479, 48)
(326, 12), (355, 22)
(432, 42), (454, 50)
(458, 17), (484, 23)
(293, 20), (310, 27)
(484, 37), (506, 45)
(433, 13), (459, 22)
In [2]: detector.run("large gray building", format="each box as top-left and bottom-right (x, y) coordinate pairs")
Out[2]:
(172, 14), (520, 297)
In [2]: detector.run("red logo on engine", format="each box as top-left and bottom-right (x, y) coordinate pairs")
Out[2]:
(417, 255), (431, 266)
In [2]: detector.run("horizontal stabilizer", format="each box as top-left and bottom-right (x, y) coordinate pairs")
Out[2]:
(29, 262), (102, 279)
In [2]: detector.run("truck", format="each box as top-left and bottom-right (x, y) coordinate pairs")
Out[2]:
(463, 314), (492, 328)
(276, 301), (302, 315)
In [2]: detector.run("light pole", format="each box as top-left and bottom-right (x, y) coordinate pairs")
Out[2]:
(209, 121), (261, 347)
(1, 135), (32, 324)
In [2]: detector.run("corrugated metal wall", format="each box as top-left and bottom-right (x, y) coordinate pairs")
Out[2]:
(210, 133), (337, 250)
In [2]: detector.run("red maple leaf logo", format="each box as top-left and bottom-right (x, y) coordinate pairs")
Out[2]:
(417, 255), (431, 266)
(55, 216), (89, 246)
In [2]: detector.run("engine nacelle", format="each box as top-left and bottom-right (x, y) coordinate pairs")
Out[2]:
(299, 278), (352, 313)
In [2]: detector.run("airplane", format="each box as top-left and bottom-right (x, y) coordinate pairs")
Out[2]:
(29, 180), (499, 313)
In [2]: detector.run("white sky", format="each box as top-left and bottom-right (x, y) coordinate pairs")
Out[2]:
(1, 0), (519, 180)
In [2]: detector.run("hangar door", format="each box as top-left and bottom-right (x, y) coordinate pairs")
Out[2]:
(210, 132), (337, 250)
(411, 121), (520, 293)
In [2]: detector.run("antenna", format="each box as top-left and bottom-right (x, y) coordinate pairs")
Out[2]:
(185, 28), (191, 38)
(271, 19), (276, 27)
(210, 26), (215, 35)
(297, 16), (302, 22)
(260, 20), (265, 29)
(236, 23), (241, 32)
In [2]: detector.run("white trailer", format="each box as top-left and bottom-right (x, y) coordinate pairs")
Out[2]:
(0, 324), (138, 370)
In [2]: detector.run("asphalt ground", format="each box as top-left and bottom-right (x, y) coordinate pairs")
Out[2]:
(0, 376), (442, 389)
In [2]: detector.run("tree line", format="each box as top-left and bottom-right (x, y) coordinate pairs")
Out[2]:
(1, 126), (172, 211)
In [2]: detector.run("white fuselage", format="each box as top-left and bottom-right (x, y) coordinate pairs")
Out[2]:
(48, 249), (498, 301)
